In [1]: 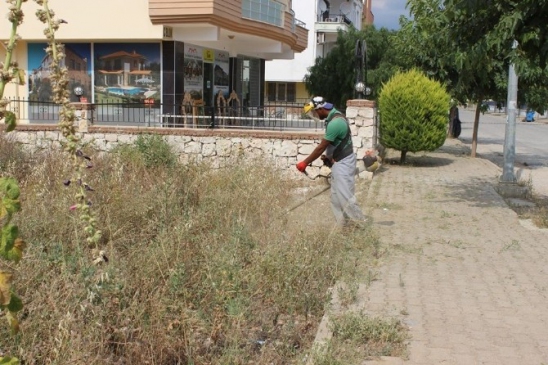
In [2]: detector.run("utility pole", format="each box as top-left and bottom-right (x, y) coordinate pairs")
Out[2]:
(500, 41), (518, 183)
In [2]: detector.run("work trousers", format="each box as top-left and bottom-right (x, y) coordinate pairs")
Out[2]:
(330, 153), (366, 225)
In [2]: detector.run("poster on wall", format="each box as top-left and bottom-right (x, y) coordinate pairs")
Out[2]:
(213, 50), (230, 101)
(94, 43), (161, 103)
(28, 43), (92, 102)
(183, 44), (203, 101)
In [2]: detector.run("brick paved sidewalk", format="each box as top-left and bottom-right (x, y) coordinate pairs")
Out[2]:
(358, 139), (548, 365)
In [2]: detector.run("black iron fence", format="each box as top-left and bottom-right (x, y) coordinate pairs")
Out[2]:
(6, 98), (326, 132)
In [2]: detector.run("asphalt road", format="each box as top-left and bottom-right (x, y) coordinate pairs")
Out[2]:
(458, 108), (548, 197)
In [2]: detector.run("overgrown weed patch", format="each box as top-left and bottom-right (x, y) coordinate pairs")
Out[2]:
(0, 135), (381, 364)
(312, 312), (410, 364)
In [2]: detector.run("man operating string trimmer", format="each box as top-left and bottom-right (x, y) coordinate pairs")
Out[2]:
(296, 96), (369, 228)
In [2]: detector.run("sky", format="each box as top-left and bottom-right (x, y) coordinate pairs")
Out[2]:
(371, 0), (410, 30)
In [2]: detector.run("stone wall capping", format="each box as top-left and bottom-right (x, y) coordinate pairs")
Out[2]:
(4, 102), (377, 180)
(347, 99), (376, 108)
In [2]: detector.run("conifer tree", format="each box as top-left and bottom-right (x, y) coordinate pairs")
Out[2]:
(378, 69), (450, 164)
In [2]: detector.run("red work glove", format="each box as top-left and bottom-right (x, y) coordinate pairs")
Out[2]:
(296, 161), (308, 173)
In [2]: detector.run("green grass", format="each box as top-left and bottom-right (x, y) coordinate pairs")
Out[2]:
(312, 311), (410, 364)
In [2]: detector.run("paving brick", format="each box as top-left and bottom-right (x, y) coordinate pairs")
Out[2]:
(309, 139), (548, 364)
(475, 350), (504, 365)
(406, 341), (431, 361)
(427, 347), (454, 363)
(451, 353), (479, 364)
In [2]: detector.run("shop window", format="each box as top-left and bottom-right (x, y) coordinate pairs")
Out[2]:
(267, 82), (296, 102)
(267, 83), (276, 102)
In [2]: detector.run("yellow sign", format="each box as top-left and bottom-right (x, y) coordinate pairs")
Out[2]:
(203, 49), (214, 62)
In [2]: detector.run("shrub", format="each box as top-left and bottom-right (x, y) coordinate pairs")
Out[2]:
(0, 133), (32, 181)
(113, 134), (177, 168)
(378, 69), (450, 163)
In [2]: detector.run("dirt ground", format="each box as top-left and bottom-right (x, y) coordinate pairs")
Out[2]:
(285, 173), (372, 232)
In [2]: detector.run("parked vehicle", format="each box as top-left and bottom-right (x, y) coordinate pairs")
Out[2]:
(525, 110), (535, 122)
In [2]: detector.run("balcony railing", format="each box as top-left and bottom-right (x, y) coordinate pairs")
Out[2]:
(295, 18), (306, 28)
(242, 0), (285, 27)
(317, 13), (352, 25)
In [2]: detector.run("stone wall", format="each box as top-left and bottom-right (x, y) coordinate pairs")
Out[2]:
(6, 100), (377, 179)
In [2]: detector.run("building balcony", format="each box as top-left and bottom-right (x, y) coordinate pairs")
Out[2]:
(148, 0), (308, 57)
(314, 13), (351, 34)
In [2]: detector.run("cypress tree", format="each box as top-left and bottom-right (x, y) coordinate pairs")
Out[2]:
(379, 69), (450, 164)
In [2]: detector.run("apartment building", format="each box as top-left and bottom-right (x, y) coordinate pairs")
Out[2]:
(0, 0), (307, 120)
(265, 0), (365, 103)
(363, 0), (374, 26)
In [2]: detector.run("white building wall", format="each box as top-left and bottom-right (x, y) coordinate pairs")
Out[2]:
(265, 0), (317, 83)
(265, 0), (363, 83)
(0, 0), (162, 40)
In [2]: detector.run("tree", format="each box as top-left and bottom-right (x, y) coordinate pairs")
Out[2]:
(447, 0), (548, 115)
(443, 0), (548, 111)
(395, 0), (508, 158)
(303, 26), (406, 108)
(378, 69), (450, 164)
(446, 0), (548, 70)
(397, 0), (548, 158)
(364, 26), (406, 100)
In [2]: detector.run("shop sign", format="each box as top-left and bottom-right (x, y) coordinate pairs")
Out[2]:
(203, 49), (214, 62)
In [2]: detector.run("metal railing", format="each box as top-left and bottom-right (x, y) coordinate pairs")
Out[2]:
(316, 13), (353, 25)
(294, 18), (306, 28)
(6, 98), (326, 132)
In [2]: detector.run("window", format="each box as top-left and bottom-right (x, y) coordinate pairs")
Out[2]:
(242, 60), (251, 104)
(267, 83), (276, 101)
(241, 0), (284, 27)
(287, 83), (296, 101)
(267, 82), (296, 102)
(277, 83), (286, 101)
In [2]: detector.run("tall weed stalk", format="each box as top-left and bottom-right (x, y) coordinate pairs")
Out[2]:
(0, 3), (31, 363)
(1, 1), (101, 363)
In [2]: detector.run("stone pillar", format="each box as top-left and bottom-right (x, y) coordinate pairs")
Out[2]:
(72, 102), (95, 133)
(345, 99), (377, 155)
(346, 99), (378, 179)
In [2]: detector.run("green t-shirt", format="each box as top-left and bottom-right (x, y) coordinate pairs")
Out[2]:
(324, 108), (351, 150)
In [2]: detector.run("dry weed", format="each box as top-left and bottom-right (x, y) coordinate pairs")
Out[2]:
(0, 135), (379, 364)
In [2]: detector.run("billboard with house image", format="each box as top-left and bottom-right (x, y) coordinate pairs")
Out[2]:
(94, 43), (161, 103)
(28, 43), (92, 102)
(213, 50), (230, 100)
(183, 44), (204, 102)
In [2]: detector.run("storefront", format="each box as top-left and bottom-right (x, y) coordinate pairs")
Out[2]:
(24, 41), (265, 125)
